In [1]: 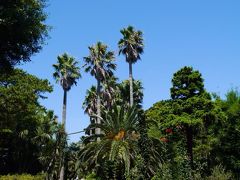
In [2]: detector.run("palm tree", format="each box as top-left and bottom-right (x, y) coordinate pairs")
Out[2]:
(118, 79), (144, 108)
(53, 53), (81, 127)
(118, 26), (144, 107)
(102, 76), (118, 110)
(53, 53), (81, 180)
(80, 105), (140, 178)
(83, 76), (118, 136)
(84, 42), (116, 136)
(82, 86), (98, 116)
(82, 86), (98, 136)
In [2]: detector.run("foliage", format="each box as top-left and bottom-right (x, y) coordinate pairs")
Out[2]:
(53, 53), (81, 91)
(170, 66), (204, 99)
(80, 105), (139, 178)
(118, 26), (144, 64)
(0, 69), (53, 174)
(169, 66), (215, 169)
(206, 165), (233, 180)
(52, 53), (81, 179)
(44, 124), (67, 179)
(0, 174), (45, 180)
(84, 42), (116, 82)
(83, 86), (98, 116)
(138, 110), (164, 179)
(146, 66), (227, 176)
(0, 0), (49, 69)
(118, 25), (144, 106)
(212, 89), (240, 174)
(127, 155), (145, 180)
(117, 79), (144, 108)
(84, 41), (116, 135)
(1, 16), (239, 179)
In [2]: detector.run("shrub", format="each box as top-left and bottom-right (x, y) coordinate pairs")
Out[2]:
(207, 165), (233, 180)
(0, 174), (45, 180)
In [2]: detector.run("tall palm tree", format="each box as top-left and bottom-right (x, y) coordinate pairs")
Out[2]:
(80, 105), (140, 178)
(53, 53), (81, 180)
(84, 42), (116, 136)
(53, 53), (81, 127)
(118, 26), (144, 107)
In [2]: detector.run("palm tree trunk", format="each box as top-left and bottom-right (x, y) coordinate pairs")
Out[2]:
(96, 79), (101, 138)
(59, 166), (64, 180)
(60, 89), (67, 180)
(129, 62), (133, 107)
(62, 90), (67, 126)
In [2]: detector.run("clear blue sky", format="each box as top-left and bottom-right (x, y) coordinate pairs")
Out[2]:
(21, 0), (240, 142)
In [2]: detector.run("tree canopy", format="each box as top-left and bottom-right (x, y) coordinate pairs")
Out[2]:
(0, 0), (48, 70)
(0, 69), (53, 174)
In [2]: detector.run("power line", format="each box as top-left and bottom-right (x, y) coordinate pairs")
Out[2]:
(67, 130), (85, 135)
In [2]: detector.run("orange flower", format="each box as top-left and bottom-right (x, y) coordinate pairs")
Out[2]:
(160, 137), (169, 142)
(114, 130), (125, 140)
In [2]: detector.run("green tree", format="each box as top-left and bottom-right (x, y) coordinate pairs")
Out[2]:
(170, 66), (206, 169)
(215, 90), (240, 174)
(52, 53), (81, 180)
(0, 69), (52, 174)
(33, 110), (58, 168)
(146, 66), (221, 172)
(84, 42), (116, 136)
(138, 110), (163, 179)
(118, 26), (144, 107)
(170, 66), (204, 100)
(0, 0), (49, 70)
(33, 110), (65, 179)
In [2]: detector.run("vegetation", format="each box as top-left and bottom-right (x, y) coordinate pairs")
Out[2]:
(53, 53), (81, 179)
(118, 26), (144, 107)
(84, 42), (116, 136)
(0, 1), (239, 179)
(0, 0), (48, 70)
(0, 174), (45, 180)
(0, 69), (53, 174)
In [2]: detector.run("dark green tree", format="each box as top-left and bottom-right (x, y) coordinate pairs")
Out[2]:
(170, 66), (204, 100)
(0, 69), (52, 174)
(214, 90), (240, 174)
(146, 66), (221, 173)
(118, 26), (144, 107)
(170, 66), (206, 169)
(0, 0), (49, 70)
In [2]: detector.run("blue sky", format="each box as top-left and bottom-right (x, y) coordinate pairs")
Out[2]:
(21, 0), (240, 142)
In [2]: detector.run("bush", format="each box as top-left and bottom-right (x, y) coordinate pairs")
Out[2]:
(207, 165), (233, 180)
(0, 174), (45, 180)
